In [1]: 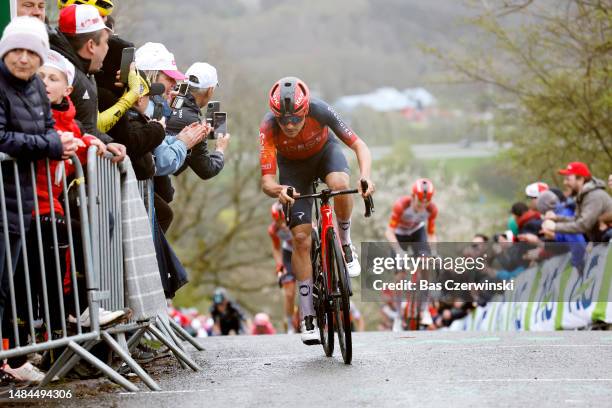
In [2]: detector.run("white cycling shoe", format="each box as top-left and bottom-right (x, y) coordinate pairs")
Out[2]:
(300, 316), (321, 345)
(343, 244), (361, 277)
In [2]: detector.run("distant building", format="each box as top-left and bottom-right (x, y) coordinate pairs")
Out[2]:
(334, 87), (437, 115)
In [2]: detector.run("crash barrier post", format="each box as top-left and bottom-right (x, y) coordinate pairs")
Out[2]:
(0, 153), (138, 392)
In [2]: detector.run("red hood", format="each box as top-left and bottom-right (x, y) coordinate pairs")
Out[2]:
(52, 97), (78, 133)
(517, 210), (541, 228)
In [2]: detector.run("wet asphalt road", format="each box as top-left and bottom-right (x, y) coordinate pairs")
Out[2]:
(9, 331), (612, 407)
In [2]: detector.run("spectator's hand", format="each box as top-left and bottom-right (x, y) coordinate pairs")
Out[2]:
(517, 233), (540, 244)
(107, 143), (127, 163)
(540, 227), (555, 240)
(177, 122), (206, 149)
(59, 131), (78, 159)
(279, 186), (299, 205)
(544, 210), (557, 221)
(151, 116), (166, 129)
(86, 136), (107, 156)
(359, 177), (375, 197)
(600, 220), (608, 232)
(114, 69), (123, 88)
(127, 64), (148, 97)
(215, 133), (230, 153)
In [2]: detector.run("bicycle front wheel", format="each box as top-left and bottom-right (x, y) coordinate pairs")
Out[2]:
(312, 229), (333, 356)
(327, 229), (352, 364)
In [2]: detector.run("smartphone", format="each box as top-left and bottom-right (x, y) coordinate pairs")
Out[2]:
(177, 83), (189, 96)
(209, 112), (227, 140)
(171, 83), (190, 109)
(206, 101), (220, 119)
(119, 47), (135, 84)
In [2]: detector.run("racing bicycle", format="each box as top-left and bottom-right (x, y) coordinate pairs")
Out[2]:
(285, 179), (373, 364)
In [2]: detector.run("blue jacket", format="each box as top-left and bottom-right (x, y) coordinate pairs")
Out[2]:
(554, 204), (587, 270)
(154, 136), (187, 176)
(0, 61), (63, 233)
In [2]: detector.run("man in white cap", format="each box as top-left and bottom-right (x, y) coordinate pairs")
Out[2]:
(154, 62), (230, 232)
(167, 62), (230, 164)
(525, 181), (549, 210)
(0, 16), (79, 383)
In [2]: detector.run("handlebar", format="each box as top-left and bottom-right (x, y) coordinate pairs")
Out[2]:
(282, 180), (374, 225)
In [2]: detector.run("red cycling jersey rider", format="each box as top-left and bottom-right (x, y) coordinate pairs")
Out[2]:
(385, 178), (438, 256)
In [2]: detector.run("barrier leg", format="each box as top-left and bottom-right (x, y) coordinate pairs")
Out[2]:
(52, 339), (100, 380)
(39, 345), (78, 387)
(146, 325), (200, 371)
(154, 319), (188, 369)
(158, 315), (185, 352)
(101, 332), (161, 391)
(67, 341), (139, 392)
(127, 327), (147, 352)
(168, 318), (205, 351)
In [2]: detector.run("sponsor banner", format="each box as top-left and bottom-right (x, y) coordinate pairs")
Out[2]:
(448, 244), (611, 331)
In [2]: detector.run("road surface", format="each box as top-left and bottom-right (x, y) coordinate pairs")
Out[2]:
(23, 330), (612, 408)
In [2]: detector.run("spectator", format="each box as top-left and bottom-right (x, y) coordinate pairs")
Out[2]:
(166, 62), (229, 177)
(135, 42), (186, 117)
(50, 4), (130, 160)
(543, 162), (612, 242)
(127, 76), (208, 177)
(16, 0), (46, 23)
(155, 62), (230, 232)
(525, 181), (549, 210)
(511, 202), (542, 235)
(531, 190), (587, 270)
(0, 16), (78, 383)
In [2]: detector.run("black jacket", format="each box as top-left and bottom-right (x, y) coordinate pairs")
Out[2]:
(0, 62), (64, 233)
(124, 108), (166, 180)
(49, 28), (112, 143)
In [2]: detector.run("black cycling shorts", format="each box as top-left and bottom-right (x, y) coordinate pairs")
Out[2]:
(278, 140), (350, 228)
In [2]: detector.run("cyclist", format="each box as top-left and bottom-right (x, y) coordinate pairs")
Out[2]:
(268, 203), (297, 334)
(260, 77), (374, 345)
(385, 178), (438, 256)
(209, 288), (250, 336)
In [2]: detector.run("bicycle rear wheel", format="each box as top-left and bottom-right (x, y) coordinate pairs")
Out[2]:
(327, 229), (352, 364)
(312, 230), (333, 356)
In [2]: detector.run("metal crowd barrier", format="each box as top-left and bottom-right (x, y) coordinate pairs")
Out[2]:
(0, 153), (137, 391)
(51, 149), (202, 391)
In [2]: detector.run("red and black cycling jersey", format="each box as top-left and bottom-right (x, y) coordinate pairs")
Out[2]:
(259, 98), (360, 176)
(389, 196), (438, 236)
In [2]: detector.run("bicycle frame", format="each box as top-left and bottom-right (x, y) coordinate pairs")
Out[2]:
(318, 195), (336, 296)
